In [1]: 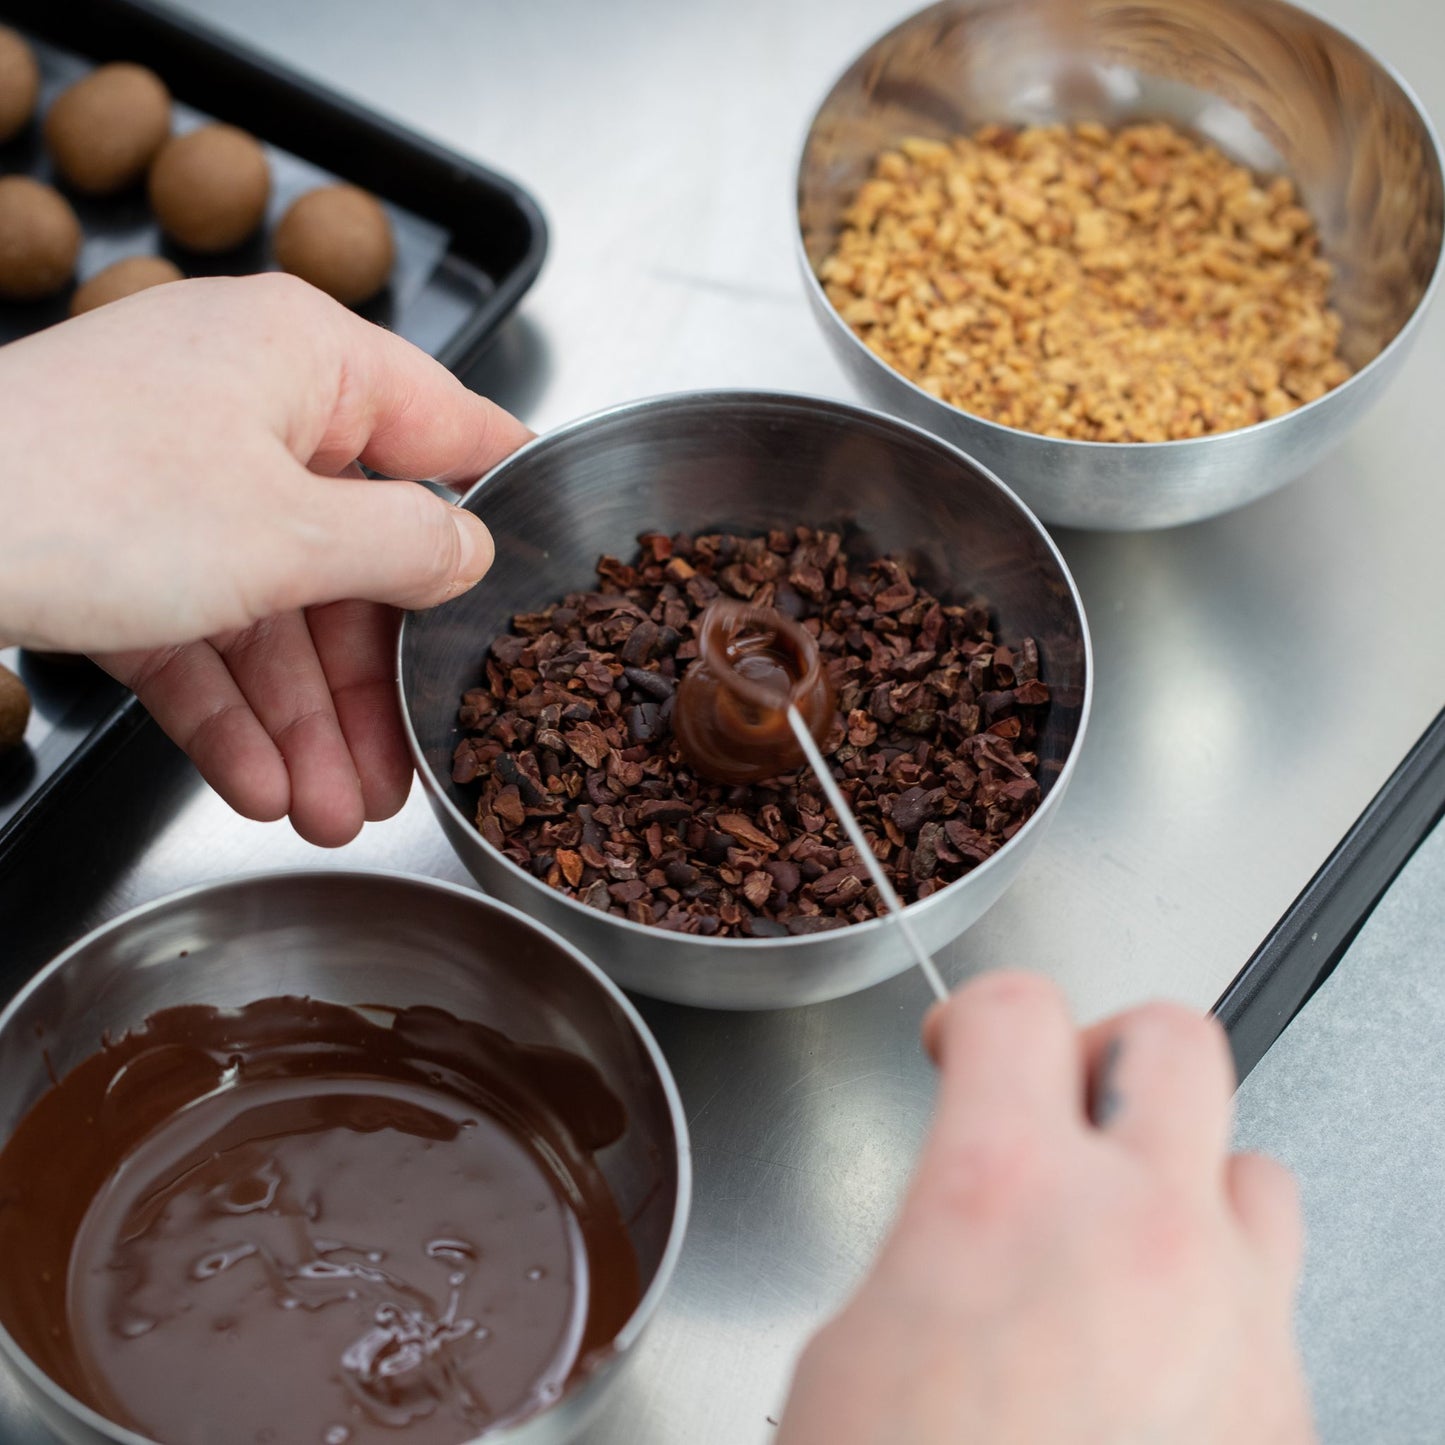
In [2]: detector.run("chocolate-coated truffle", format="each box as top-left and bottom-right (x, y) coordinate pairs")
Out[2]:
(0, 27), (40, 145)
(148, 124), (269, 252)
(0, 662), (30, 754)
(44, 62), (171, 195)
(273, 184), (395, 305)
(69, 254), (184, 316)
(0, 176), (81, 301)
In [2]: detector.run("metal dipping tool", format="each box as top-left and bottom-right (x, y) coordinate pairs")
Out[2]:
(672, 597), (952, 1004)
(786, 705), (949, 1004)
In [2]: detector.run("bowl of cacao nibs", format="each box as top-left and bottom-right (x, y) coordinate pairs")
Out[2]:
(399, 391), (1091, 1009)
(797, 0), (1444, 530)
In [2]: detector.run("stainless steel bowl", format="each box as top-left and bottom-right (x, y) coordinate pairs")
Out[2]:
(400, 390), (1091, 1010)
(797, 0), (1445, 530)
(0, 871), (690, 1445)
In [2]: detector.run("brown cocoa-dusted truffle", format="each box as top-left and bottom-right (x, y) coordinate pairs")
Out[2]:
(0, 27), (40, 145)
(69, 254), (183, 315)
(44, 62), (171, 195)
(0, 662), (30, 754)
(0, 176), (81, 300)
(273, 185), (395, 305)
(148, 124), (269, 252)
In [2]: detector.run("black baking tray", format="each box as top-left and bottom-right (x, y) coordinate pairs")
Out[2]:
(0, 0), (547, 873)
(0, 0), (547, 361)
(0, 649), (152, 874)
(1214, 706), (1445, 1084)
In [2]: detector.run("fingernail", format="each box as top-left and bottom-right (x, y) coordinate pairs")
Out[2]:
(1089, 1037), (1125, 1127)
(921, 1000), (947, 1066)
(451, 509), (494, 589)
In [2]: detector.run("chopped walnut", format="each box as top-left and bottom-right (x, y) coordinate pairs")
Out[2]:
(819, 121), (1353, 443)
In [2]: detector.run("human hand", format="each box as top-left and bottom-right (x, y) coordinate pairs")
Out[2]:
(0, 274), (530, 845)
(779, 973), (1314, 1445)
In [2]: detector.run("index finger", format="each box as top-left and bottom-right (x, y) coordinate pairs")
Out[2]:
(925, 971), (1084, 1145)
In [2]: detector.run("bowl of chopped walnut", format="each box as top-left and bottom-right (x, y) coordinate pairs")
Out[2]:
(798, 0), (1443, 529)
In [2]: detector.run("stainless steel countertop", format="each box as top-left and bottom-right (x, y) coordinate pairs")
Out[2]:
(3, 0), (1444, 1440)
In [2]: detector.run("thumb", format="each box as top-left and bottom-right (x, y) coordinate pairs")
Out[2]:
(281, 473), (495, 613)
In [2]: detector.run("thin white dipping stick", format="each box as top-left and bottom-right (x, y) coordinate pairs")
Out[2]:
(787, 706), (948, 1003)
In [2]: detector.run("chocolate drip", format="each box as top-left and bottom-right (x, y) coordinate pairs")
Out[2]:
(673, 600), (835, 784)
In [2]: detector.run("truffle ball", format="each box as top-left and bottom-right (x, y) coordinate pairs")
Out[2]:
(44, 62), (171, 195)
(69, 254), (184, 315)
(273, 185), (395, 305)
(0, 662), (30, 754)
(0, 27), (40, 145)
(0, 176), (81, 301)
(148, 124), (269, 252)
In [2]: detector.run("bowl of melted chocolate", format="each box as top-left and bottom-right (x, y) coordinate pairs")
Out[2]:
(400, 390), (1092, 1010)
(0, 871), (690, 1445)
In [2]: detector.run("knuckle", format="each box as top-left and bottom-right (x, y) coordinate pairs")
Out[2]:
(271, 705), (335, 750)
(1128, 1002), (1230, 1069)
(359, 483), (460, 608)
(1128, 1000), (1200, 1036)
(403, 487), (459, 586)
(960, 969), (1063, 1017)
(1127, 1186), (1209, 1280)
(216, 615), (278, 661)
(1237, 1151), (1303, 1225)
(798, 1315), (844, 1370)
(125, 643), (185, 695)
(786, 1311), (859, 1405)
(923, 1125), (1053, 1227)
(1245, 1150), (1299, 1197)
(247, 268), (325, 314)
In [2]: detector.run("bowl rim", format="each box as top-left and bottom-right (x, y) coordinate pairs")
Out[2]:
(398, 385), (1094, 955)
(0, 866), (693, 1445)
(793, 0), (1445, 455)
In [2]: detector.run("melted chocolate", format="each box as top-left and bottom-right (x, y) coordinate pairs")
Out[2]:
(730, 646), (793, 697)
(673, 601), (835, 784)
(0, 998), (641, 1445)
